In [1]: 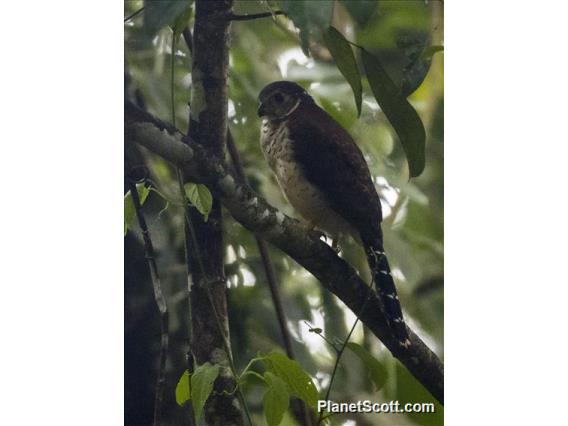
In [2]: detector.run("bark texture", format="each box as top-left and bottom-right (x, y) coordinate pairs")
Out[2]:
(185, 1), (243, 425)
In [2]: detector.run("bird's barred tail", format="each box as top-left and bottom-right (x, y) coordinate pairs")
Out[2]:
(365, 242), (411, 348)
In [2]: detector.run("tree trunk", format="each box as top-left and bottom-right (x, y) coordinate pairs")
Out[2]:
(185, 1), (243, 425)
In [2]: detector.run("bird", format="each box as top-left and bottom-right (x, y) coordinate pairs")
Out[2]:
(257, 81), (411, 347)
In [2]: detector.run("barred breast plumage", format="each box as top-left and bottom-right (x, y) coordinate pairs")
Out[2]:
(260, 119), (358, 240)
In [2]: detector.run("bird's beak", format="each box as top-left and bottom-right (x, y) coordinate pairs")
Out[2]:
(257, 102), (266, 117)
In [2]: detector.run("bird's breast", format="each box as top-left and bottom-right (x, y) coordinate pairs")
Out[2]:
(260, 121), (356, 239)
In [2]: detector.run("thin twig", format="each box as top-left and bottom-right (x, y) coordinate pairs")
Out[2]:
(124, 7), (144, 23)
(167, 36), (198, 424)
(226, 10), (285, 21)
(316, 278), (375, 425)
(303, 321), (338, 352)
(128, 181), (169, 426)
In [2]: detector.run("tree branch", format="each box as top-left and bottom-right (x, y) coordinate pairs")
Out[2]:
(125, 104), (444, 405)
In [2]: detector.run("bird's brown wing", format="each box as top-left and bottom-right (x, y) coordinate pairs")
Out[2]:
(288, 102), (383, 242)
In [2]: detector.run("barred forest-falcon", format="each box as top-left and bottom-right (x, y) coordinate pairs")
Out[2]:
(258, 81), (411, 347)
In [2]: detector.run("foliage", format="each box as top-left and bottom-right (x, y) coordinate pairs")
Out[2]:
(175, 370), (191, 406)
(346, 342), (387, 391)
(184, 182), (213, 221)
(124, 183), (149, 235)
(125, 0), (444, 424)
(323, 26), (362, 116)
(263, 372), (290, 426)
(362, 48), (426, 177)
(143, 0), (193, 35)
(190, 362), (221, 423)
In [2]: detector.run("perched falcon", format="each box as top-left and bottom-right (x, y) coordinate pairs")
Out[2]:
(258, 81), (410, 347)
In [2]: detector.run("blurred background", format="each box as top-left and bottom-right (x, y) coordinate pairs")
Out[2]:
(125, 1), (443, 425)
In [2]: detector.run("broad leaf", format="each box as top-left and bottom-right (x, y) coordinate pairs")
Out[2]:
(362, 49), (426, 178)
(144, 0), (192, 35)
(124, 184), (150, 236)
(263, 372), (290, 426)
(175, 370), (191, 406)
(323, 26), (362, 116)
(264, 352), (318, 409)
(346, 342), (387, 391)
(278, 0), (334, 56)
(191, 362), (220, 423)
(184, 183), (213, 221)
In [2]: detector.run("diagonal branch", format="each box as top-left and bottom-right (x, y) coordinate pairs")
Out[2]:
(125, 102), (444, 405)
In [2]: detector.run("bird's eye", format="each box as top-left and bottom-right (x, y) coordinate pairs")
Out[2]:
(273, 93), (284, 103)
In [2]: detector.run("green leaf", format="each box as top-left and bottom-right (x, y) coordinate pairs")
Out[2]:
(144, 0), (192, 35)
(191, 362), (220, 423)
(124, 184), (150, 236)
(264, 352), (318, 409)
(346, 342), (387, 391)
(339, 0), (378, 27)
(263, 372), (290, 426)
(175, 370), (191, 406)
(421, 45), (444, 61)
(400, 44), (443, 96)
(323, 26), (362, 116)
(279, 0), (334, 56)
(362, 49), (426, 178)
(184, 183), (213, 221)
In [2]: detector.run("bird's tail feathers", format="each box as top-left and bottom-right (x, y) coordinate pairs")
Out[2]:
(365, 240), (411, 348)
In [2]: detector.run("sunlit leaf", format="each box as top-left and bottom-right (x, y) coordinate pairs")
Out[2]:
(175, 370), (191, 406)
(191, 362), (220, 423)
(124, 184), (150, 236)
(144, 0), (193, 35)
(184, 183), (213, 221)
(263, 372), (290, 426)
(362, 49), (426, 178)
(346, 342), (388, 391)
(264, 352), (318, 409)
(323, 26), (362, 116)
(278, 0), (334, 56)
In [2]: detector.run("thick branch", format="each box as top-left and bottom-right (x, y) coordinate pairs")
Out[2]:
(125, 106), (444, 405)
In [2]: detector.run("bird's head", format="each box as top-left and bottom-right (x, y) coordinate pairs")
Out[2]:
(257, 81), (310, 121)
